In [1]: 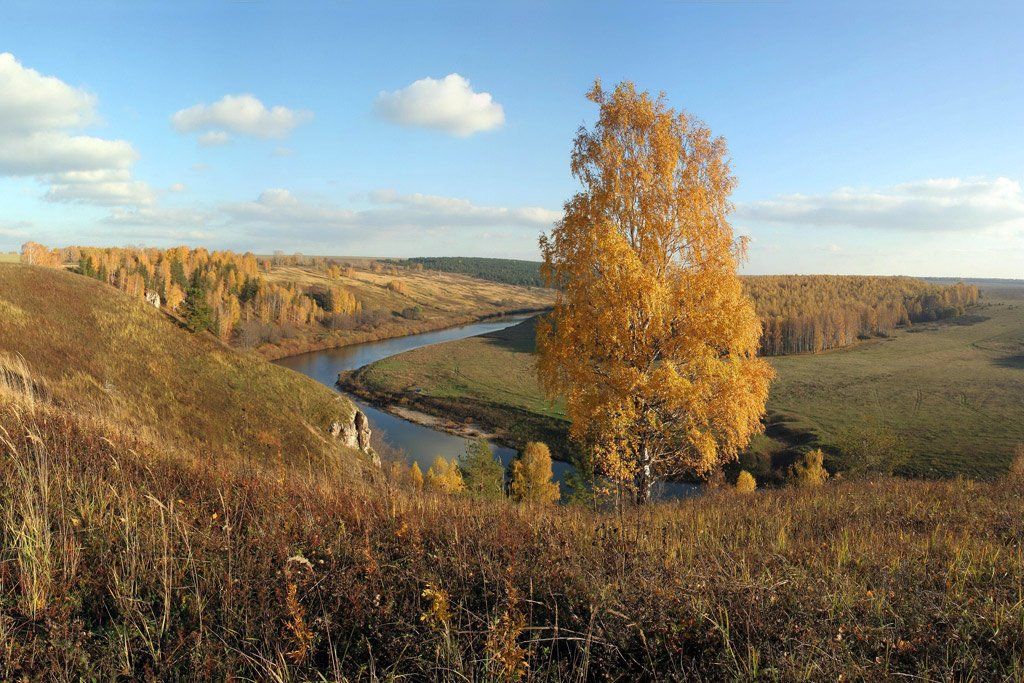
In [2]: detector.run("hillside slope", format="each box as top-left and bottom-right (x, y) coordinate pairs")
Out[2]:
(1, 263), (1022, 679)
(0, 263), (360, 468)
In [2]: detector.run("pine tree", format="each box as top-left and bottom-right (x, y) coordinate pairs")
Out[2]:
(459, 439), (504, 500)
(181, 285), (214, 333)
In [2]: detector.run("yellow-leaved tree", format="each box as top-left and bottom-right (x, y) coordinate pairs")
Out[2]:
(510, 442), (561, 505)
(537, 80), (774, 504)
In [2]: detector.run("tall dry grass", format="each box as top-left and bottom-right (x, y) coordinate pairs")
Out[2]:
(2, 377), (1023, 680)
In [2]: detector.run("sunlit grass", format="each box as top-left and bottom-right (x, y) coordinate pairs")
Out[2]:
(0, 394), (1022, 679)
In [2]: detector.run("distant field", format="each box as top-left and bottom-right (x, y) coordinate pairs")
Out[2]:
(346, 295), (1024, 480)
(0, 252), (18, 263)
(266, 263), (552, 317)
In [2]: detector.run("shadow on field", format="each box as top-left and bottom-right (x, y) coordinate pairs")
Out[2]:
(479, 316), (540, 355)
(994, 354), (1024, 369)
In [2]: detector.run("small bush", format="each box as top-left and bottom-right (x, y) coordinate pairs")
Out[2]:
(735, 470), (757, 494)
(791, 448), (829, 488)
(400, 305), (423, 320)
(510, 442), (560, 505)
(410, 461), (424, 490)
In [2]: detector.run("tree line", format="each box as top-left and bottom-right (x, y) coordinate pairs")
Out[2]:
(746, 275), (980, 355)
(21, 242), (365, 345)
(20, 243), (980, 359)
(407, 256), (546, 287)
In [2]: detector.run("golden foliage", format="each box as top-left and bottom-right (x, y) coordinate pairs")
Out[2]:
(410, 461), (425, 490)
(791, 449), (830, 488)
(420, 583), (451, 631)
(485, 588), (529, 681)
(735, 470), (757, 494)
(748, 275), (980, 355)
(19, 242), (62, 267)
(427, 456), (465, 494)
(509, 442), (560, 505)
(283, 554), (316, 664)
(537, 80), (774, 503)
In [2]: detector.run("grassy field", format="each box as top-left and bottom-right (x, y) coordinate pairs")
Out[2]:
(258, 262), (554, 358)
(2, 391), (1023, 679)
(346, 293), (1024, 479)
(0, 252), (19, 263)
(266, 262), (552, 317)
(2, 261), (1023, 678)
(0, 263), (360, 467)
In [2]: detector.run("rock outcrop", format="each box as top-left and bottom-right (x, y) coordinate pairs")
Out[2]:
(331, 407), (380, 467)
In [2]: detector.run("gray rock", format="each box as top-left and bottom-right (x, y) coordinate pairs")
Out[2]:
(331, 407), (378, 465)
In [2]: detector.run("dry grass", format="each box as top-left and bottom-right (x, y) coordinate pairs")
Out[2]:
(1, 393), (1022, 680)
(3, 261), (1023, 679)
(0, 263), (354, 467)
(258, 263), (554, 359)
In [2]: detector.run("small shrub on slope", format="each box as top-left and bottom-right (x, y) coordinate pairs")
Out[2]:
(427, 456), (465, 494)
(735, 470), (757, 494)
(791, 448), (829, 487)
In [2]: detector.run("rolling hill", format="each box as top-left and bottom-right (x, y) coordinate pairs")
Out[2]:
(0, 263), (364, 468)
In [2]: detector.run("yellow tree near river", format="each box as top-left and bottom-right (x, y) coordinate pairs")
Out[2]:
(537, 80), (774, 504)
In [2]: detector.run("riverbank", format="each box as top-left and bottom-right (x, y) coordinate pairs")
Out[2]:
(339, 303), (1024, 480)
(339, 369), (567, 453)
(258, 306), (552, 360)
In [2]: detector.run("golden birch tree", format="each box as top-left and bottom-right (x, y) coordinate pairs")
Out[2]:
(537, 80), (774, 504)
(510, 442), (560, 505)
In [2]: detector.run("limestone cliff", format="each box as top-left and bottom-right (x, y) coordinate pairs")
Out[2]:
(331, 406), (380, 467)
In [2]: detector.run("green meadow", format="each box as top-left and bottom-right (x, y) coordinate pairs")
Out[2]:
(347, 292), (1024, 480)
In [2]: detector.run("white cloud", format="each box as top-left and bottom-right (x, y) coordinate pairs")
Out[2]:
(0, 132), (137, 176)
(0, 52), (149, 207)
(739, 177), (1024, 233)
(44, 169), (155, 207)
(366, 189), (561, 227)
(374, 74), (505, 137)
(214, 188), (555, 257)
(171, 94), (312, 141)
(222, 188), (558, 236)
(0, 52), (96, 133)
(0, 221), (31, 238)
(197, 131), (231, 147)
(169, 183), (187, 193)
(102, 207), (213, 242)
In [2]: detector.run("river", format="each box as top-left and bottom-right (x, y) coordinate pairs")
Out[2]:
(274, 316), (697, 500)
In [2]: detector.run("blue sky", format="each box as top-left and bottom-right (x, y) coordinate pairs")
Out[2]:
(1, 1), (1022, 277)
